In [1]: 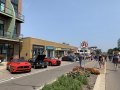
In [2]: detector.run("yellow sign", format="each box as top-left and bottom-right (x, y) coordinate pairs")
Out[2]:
(55, 48), (61, 50)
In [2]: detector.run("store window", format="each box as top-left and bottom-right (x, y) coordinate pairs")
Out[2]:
(32, 45), (45, 57)
(0, 0), (5, 12)
(13, 23), (17, 38)
(0, 19), (4, 36)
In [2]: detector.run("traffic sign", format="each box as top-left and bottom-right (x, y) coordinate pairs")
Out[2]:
(81, 41), (88, 48)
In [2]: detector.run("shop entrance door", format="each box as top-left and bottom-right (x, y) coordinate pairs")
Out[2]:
(0, 44), (14, 61)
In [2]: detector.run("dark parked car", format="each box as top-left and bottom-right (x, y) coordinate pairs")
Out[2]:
(28, 55), (48, 69)
(62, 55), (76, 62)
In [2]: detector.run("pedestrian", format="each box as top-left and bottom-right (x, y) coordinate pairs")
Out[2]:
(112, 53), (119, 70)
(78, 54), (83, 67)
(108, 55), (112, 61)
(104, 55), (107, 62)
(98, 55), (105, 68)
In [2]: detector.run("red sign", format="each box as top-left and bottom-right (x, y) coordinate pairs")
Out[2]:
(81, 41), (88, 48)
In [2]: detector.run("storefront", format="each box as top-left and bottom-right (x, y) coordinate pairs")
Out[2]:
(0, 40), (20, 61)
(46, 46), (55, 58)
(21, 37), (77, 60)
(32, 44), (45, 57)
(55, 48), (67, 57)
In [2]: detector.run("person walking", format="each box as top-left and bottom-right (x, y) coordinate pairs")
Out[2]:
(98, 55), (105, 68)
(113, 53), (119, 70)
(78, 54), (83, 67)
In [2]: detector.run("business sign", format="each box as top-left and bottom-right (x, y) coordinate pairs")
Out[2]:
(55, 48), (61, 50)
(46, 46), (55, 50)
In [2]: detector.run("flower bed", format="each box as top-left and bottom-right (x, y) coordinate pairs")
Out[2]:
(42, 66), (99, 90)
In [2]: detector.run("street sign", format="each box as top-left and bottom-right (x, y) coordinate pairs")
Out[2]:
(81, 41), (88, 48)
(80, 41), (88, 71)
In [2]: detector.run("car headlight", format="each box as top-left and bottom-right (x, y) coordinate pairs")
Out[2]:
(11, 66), (16, 69)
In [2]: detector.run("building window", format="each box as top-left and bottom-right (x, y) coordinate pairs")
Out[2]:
(11, 0), (18, 16)
(13, 23), (17, 38)
(0, 0), (5, 12)
(0, 19), (4, 36)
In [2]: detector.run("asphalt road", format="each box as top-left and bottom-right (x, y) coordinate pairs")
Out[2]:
(106, 61), (120, 90)
(0, 61), (73, 82)
(0, 62), (80, 90)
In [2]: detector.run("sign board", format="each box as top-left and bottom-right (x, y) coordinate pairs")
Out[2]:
(81, 41), (88, 48)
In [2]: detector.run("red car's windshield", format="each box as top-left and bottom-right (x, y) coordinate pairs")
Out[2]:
(11, 59), (26, 62)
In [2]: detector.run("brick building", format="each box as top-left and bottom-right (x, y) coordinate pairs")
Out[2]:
(0, 0), (24, 60)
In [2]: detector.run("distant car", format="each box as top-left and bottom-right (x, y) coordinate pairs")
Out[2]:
(28, 55), (48, 69)
(6, 59), (31, 74)
(62, 55), (76, 62)
(44, 57), (61, 66)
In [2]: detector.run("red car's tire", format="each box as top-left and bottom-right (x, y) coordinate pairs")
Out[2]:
(10, 67), (14, 74)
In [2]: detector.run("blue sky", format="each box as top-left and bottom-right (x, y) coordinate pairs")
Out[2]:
(21, 0), (120, 52)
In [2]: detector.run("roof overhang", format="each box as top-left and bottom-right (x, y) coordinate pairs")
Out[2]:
(0, 37), (23, 42)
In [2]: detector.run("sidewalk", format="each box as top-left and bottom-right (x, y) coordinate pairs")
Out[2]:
(93, 61), (106, 90)
(106, 61), (120, 90)
(0, 62), (7, 70)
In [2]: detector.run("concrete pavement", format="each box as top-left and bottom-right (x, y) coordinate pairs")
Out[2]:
(106, 61), (120, 90)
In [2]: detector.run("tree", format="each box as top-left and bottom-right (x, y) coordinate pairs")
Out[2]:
(62, 42), (70, 45)
(95, 49), (102, 55)
(107, 49), (113, 55)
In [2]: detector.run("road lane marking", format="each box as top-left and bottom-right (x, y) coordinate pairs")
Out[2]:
(0, 62), (73, 84)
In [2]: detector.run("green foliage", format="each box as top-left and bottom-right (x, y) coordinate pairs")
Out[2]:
(42, 74), (88, 90)
(107, 49), (113, 55)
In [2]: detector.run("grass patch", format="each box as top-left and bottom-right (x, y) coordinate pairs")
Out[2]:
(42, 73), (88, 90)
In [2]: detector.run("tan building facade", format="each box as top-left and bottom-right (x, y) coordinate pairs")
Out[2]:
(20, 37), (77, 60)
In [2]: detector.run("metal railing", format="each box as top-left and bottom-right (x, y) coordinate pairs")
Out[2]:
(0, 31), (24, 40)
(0, 4), (24, 22)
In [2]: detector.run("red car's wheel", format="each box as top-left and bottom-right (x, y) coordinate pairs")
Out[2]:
(10, 67), (14, 74)
(6, 66), (9, 70)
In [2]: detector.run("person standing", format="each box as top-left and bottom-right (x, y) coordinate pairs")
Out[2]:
(98, 55), (105, 68)
(78, 54), (83, 67)
(113, 53), (119, 70)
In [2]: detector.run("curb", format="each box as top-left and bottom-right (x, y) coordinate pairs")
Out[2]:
(36, 79), (57, 90)
(36, 61), (96, 90)
(93, 62), (106, 90)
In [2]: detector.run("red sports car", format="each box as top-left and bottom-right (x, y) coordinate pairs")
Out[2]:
(44, 58), (61, 66)
(6, 59), (31, 73)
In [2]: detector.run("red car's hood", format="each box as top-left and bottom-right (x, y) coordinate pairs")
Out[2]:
(11, 62), (31, 66)
(45, 58), (60, 61)
(51, 59), (59, 61)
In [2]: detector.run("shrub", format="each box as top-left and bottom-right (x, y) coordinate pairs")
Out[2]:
(42, 75), (85, 90)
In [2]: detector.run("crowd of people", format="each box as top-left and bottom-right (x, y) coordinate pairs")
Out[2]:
(77, 53), (120, 70)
